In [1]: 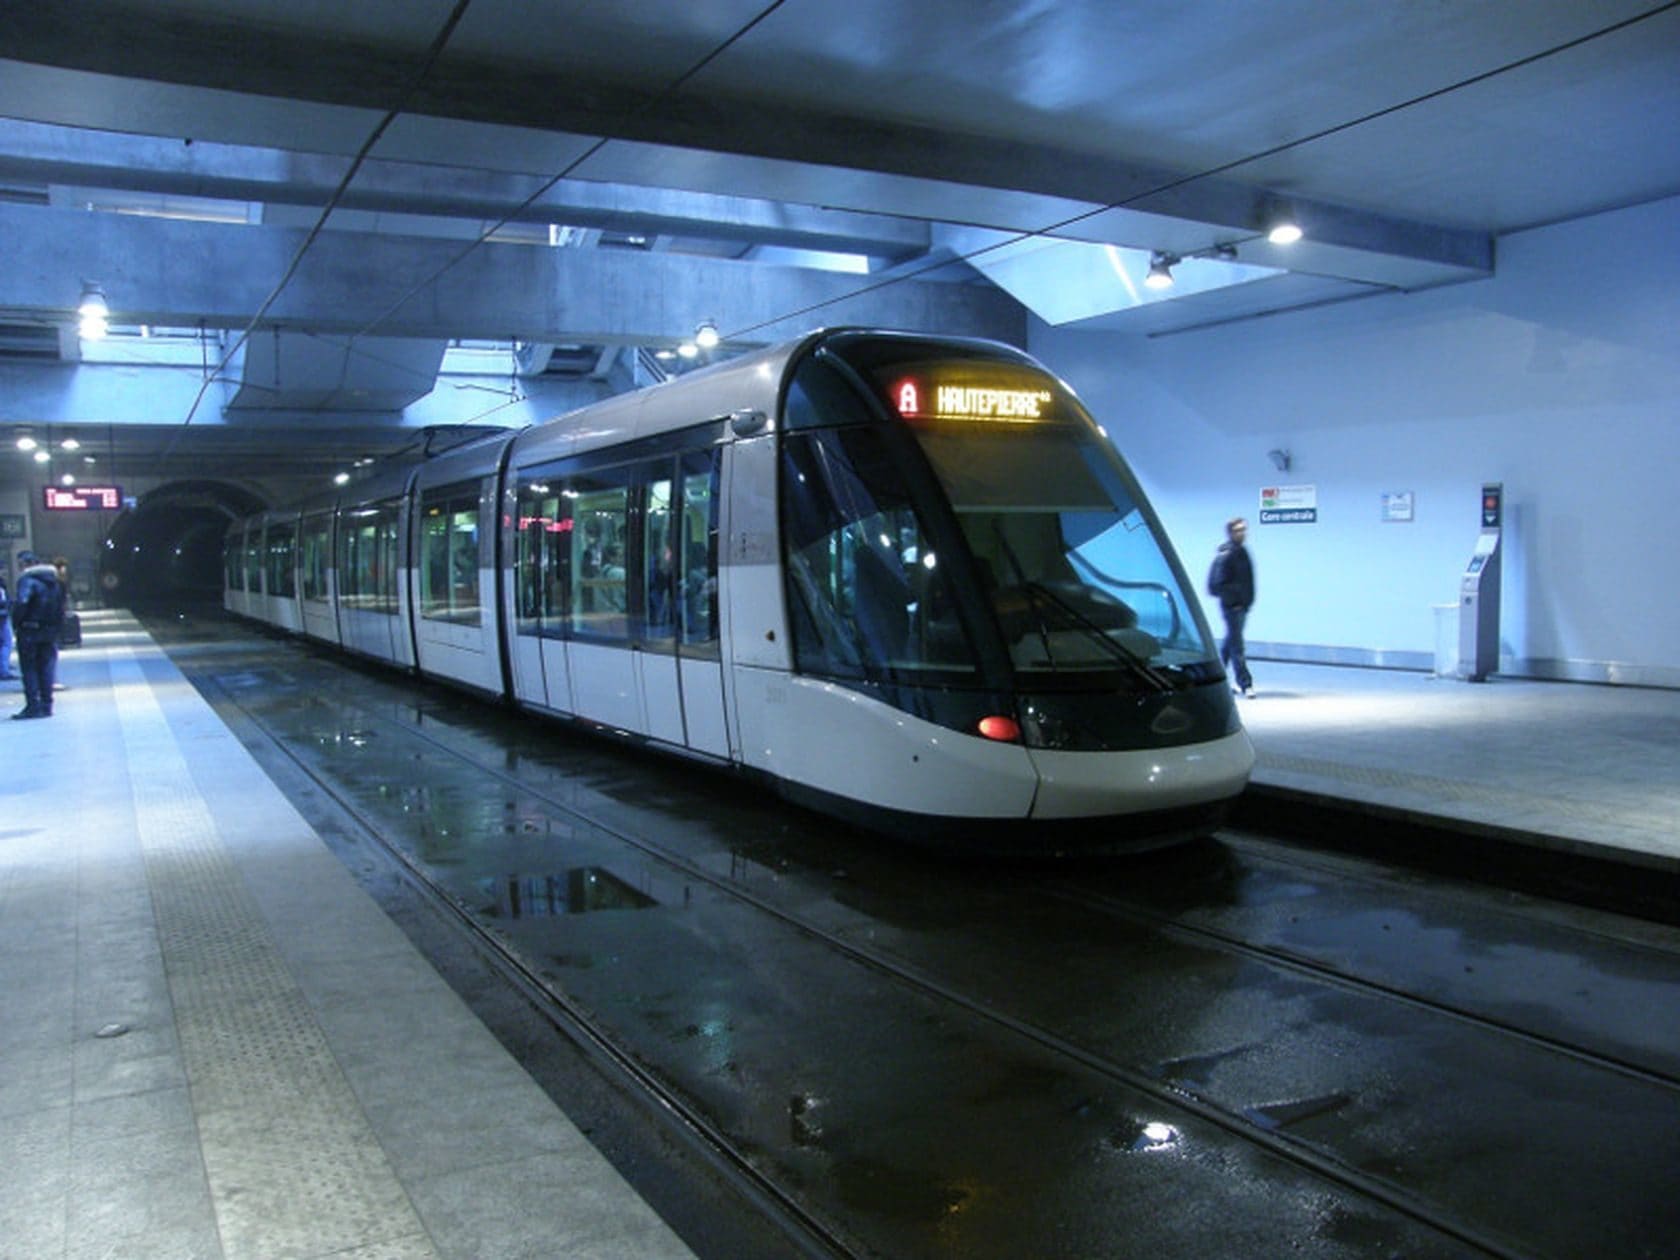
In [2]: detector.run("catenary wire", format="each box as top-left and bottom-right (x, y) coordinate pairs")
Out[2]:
(722, 0), (1680, 340)
(161, 0), (478, 460)
(164, 0), (1680, 440)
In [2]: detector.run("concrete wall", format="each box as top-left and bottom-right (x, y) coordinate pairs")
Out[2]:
(1032, 194), (1680, 688)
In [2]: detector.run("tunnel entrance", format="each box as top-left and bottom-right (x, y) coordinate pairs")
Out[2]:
(99, 480), (267, 607)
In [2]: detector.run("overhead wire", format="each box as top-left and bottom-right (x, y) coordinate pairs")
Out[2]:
(161, 0), (477, 461)
(344, 0), (1680, 424)
(159, 0), (1680, 444)
(163, 0), (793, 454)
(723, 0), (1680, 340)
(341, 0), (792, 346)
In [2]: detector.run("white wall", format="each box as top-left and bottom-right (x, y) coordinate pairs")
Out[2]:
(1032, 195), (1680, 687)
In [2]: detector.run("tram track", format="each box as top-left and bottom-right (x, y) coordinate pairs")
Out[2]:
(182, 650), (1643, 1260)
(1046, 881), (1680, 1095)
(1216, 830), (1680, 960)
(193, 664), (867, 1260)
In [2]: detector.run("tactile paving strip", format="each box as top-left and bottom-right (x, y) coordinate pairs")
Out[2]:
(110, 649), (439, 1260)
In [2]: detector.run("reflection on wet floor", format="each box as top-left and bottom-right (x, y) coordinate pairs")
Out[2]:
(478, 867), (659, 919)
(185, 627), (1680, 1260)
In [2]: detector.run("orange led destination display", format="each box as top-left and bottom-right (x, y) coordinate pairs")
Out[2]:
(890, 376), (1054, 423)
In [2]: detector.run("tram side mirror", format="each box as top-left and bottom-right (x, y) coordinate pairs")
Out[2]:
(730, 408), (768, 436)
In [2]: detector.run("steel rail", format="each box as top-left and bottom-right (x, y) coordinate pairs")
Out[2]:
(185, 637), (1540, 1260)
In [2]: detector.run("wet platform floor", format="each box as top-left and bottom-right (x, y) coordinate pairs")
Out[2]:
(6, 609), (1679, 1259)
(0, 610), (698, 1260)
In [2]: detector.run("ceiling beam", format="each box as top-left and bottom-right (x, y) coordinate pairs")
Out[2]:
(0, 119), (932, 261)
(0, 6), (1493, 283)
(0, 201), (1025, 347)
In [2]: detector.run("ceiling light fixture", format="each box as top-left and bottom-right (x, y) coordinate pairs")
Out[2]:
(1265, 207), (1303, 245)
(33, 450), (50, 464)
(78, 281), (110, 341)
(694, 320), (720, 350)
(677, 341), (699, 359)
(61, 438), (80, 451)
(16, 435), (38, 452)
(1144, 252), (1178, 290)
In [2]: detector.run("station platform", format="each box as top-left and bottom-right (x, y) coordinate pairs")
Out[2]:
(1239, 658), (1680, 875)
(4, 613), (1676, 1257)
(0, 609), (698, 1260)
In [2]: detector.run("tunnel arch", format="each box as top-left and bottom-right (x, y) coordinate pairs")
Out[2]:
(99, 479), (268, 606)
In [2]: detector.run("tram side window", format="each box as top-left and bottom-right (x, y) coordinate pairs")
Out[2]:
(267, 524), (297, 598)
(779, 427), (976, 681)
(677, 448), (720, 653)
(226, 536), (244, 591)
(245, 532), (263, 595)
(300, 514), (331, 601)
(339, 501), (400, 615)
(514, 476), (570, 638)
(567, 469), (630, 640)
(420, 483), (481, 625)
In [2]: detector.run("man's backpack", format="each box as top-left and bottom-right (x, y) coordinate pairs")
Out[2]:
(17, 573), (65, 633)
(1206, 547), (1229, 598)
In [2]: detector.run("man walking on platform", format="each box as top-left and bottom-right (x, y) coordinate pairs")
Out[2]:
(12, 551), (66, 719)
(1207, 517), (1256, 698)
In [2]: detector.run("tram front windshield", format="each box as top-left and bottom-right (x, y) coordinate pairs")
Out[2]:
(779, 342), (1217, 694)
(912, 418), (1212, 676)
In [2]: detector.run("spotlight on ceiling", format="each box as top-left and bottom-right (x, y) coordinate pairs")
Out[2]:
(1144, 252), (1178, 290)
(694, 320), (720, 350)
(1266, 211), (1303, 246)
(78, 282), (110, 341)
(16, 434), (38, 452)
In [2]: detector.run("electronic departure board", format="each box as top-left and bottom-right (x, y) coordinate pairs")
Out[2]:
(43, 485), (123, 511)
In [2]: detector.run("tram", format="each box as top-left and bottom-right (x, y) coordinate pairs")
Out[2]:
(225, 329), (1253, 850)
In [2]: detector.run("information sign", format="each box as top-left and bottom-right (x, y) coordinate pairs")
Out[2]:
(1259, 484), (1317, 524)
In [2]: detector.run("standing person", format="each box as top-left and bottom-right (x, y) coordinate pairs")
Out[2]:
(53, 554), (81, 648)
(0, 570), (13, 679)
(1207, 517), (1256, 698)
(12, 551), (66, 719)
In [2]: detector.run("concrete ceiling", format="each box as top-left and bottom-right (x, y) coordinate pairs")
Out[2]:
(0, 0), (1676, 480)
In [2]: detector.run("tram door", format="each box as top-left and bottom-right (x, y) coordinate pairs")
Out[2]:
(636, 471), (686, 747)
(638, 453), (731, 759)
(673, 449), (730, 759)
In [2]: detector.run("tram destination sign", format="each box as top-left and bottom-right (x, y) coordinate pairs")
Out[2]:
(43, 484), (123, 512)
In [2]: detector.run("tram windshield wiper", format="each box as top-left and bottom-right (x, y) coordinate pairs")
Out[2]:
(1020, 580), (1175, 692)
(989, 522), (1174, 691)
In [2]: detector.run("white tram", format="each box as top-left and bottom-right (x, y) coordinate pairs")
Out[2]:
(225, 330), (1253, 850)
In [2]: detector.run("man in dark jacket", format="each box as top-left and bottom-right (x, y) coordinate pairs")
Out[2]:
(13, 551), (66, 719)
(1207, 517), (1256, 697)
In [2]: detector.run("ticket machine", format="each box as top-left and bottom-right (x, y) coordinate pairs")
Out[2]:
(1458, 482), (1502, 682)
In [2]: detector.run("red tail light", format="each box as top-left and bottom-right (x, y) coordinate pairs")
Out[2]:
(978, 715), (1021, 743)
